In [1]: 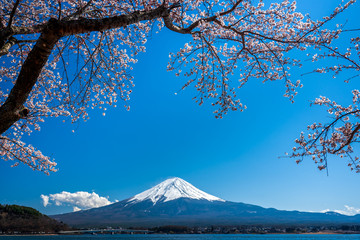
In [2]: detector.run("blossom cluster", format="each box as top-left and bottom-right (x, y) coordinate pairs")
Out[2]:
(167, 0), (355, 118)
(290, 90), (360, 172)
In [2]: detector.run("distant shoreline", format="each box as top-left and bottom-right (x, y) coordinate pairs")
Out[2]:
(2, 232), (360, 236)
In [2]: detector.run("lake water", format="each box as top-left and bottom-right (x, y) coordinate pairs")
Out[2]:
(1, 235), (360, 240)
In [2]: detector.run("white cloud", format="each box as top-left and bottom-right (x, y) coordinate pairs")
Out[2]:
(319, 205), (360, 216)
(41, 191), (114, 211)
(40, 194), (49, 207)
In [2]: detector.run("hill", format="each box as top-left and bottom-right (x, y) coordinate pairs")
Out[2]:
(0, 204), (70, 234)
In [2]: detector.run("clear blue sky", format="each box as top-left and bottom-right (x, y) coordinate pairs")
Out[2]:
(1, 0), (360, 215)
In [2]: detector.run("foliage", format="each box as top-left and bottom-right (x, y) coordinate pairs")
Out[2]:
(0, 204), (70, 233)
(0, 204), (43, 217)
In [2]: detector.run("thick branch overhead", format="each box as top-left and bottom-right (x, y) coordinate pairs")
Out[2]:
(0, 4), (177, 135)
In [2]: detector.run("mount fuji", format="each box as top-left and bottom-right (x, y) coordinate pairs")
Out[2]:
(127, 177), (224, 204)
(52, 177), (360, 227)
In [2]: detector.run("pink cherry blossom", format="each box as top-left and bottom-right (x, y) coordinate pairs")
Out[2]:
(0, 0), (357, 174)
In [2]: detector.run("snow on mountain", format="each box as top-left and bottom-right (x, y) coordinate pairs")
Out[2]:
(127, 177), (225, 205)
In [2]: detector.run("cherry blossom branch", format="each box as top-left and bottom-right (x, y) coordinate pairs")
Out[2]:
(290, 91), (360, 172)
(0, 136), (57, 174)
(0, 3), (179, 46)
(163, 0), (244, 34)
(7, 0), (21, 29)
(0, 37), (36, 56)
(63, 0), (94, 21)
(334, 123), (360, 154)
(0, 4), (179, 135)
(183, 0), (244, 33)
(329, 47), (359, 69)
(0, 36), (17, 56)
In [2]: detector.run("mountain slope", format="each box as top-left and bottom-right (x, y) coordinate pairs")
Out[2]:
(0, 204), (70, 233)
(52, 177), (360, 227)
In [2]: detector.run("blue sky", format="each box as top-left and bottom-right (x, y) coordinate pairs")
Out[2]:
(1, 0), (360, 216)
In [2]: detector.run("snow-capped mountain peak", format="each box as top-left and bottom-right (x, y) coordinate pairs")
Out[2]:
(127, 177), (225, 205)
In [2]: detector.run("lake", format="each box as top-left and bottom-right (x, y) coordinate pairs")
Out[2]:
(1, 235), (360, 240)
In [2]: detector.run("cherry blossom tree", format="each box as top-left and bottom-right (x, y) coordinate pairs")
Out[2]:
(0, 0), (357, 174)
